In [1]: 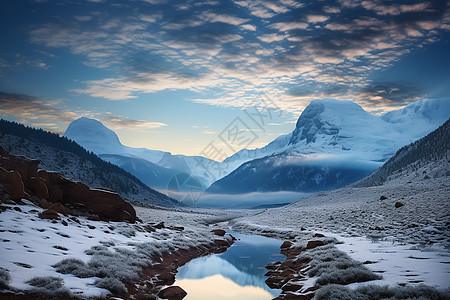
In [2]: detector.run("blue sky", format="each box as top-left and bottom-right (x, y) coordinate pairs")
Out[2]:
(0, 0), (449, 156)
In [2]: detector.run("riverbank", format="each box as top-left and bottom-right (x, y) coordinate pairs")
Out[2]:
(0, 201), (234, 299)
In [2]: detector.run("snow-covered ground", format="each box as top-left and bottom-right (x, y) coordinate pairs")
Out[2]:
(229, 157), (450, 292)
(0, 200), (218, 298)
(1, 154), (448, 298)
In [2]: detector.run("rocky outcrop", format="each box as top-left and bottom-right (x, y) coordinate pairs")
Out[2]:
(265, 238), (327, 299)
(158, 286), (187, 300)
(210, 229), (226, 236)
(128, 232), (235, 299)
(0, 146), (136, 223)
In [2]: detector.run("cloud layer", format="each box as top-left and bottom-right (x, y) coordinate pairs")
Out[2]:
(1, 0), (449, 123)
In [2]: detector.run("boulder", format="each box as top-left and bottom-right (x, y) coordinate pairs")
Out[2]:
(306, 240), (325, 249)
(395, 201), (404, 208)
(48, 202), (70, 217)
(265, 276), (285, 289)
(156, 271), (175, 286)
(28, 177), (49, 200)
(154, 222), (165, 229)
(281, 280), (304, 292)
(210, 229), (226, 236)
(214, 239), (230, 247)
(281, 241), (293, 249)
(158, 286), (187, 300)
(4, 169), (26, 201)
(38, 209), (60, 220)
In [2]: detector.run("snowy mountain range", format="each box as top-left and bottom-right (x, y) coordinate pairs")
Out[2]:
(209, 98), (449, 193)
(64, 98), (450, 195)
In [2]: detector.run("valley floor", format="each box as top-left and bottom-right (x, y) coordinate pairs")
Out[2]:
(1, 171), (448, 299)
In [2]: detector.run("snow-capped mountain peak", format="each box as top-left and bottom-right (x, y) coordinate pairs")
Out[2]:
(64, 117), (124, 154)
(288, 99), (371, 145)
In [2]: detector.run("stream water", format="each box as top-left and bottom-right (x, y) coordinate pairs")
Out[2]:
(175, 231), (283, 300)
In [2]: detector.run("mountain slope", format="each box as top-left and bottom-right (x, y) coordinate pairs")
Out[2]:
(0, 119), (178, 207)
(64, 117), (220, 189)
(355, 117), (450, 187)
(207, 98), (449, 194)
(99, 154), (182, 190)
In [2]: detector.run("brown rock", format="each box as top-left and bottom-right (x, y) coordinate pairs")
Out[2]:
(1, 149), (136, 223)
(281, 280), (304, 292)
(7, 170), (26, 201)
(143, 225), (156, 233)
(49, 185), (64, 203)
(158, 286), (187, 300)
(37, 169), (50, 184)
(214, 239), (229, 247)
(168, 226), (184, 231)
(313, 233), (325, 238)
(395, 201), (404, 208)
(306, 240), (325, 249)
(281, 241), (294, 249)
(156, 271), (176, 286)
(16, 156), (39, 183)
(38, 209), (60, 220)
(63, 183), (136, 222)
(265, 276), (285, 289)
(69, 216), (80, 224)
(48, 202), (69, 217)
(88, 215), (101, 221)
(28, 177), (49, 200)
(37, 198), (50, 209)
(154, 222), (165, 229)
(266, 261), (281, 270)
(210, 229), (226, 236)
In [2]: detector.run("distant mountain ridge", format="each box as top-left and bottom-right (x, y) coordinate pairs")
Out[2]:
(64, 117), (223, 190)
(63, 98), (449, 196)
(207, 98), (450, 194)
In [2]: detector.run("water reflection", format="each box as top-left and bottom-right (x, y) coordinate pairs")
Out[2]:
(176, 231), (282, 299)
(177, 274), (274, 300)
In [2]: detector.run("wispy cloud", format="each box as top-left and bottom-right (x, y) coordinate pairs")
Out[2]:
(24, 0), (450, 116)
(102, 114), (168, 130)
(0, 92), (77, 122)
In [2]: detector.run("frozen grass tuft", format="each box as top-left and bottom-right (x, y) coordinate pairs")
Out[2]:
(116, 225), (136, 238)
(94, 277), (127, 294)
(301, 244), (381, 285)
(26, 276), (72, 299)
(0, 267), (10, 289)
(51, 228), (213, 295)
(315, 284), (450, 300)
(52, 258), (94, 278)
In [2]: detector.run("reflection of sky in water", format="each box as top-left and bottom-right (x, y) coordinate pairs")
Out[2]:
(176, 231), (282, 299)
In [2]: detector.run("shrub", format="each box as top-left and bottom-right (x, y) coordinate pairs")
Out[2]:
(53, 258), (94, 278)
(315, 284), (450, 300)
(94, 277), (127, 294)
(302, 244), (381, 285)
(26, 276), (72, 299)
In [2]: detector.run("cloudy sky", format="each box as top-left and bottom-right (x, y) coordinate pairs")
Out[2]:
(0, 0), (449, 156)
